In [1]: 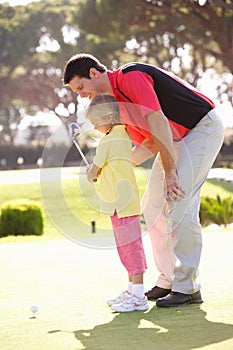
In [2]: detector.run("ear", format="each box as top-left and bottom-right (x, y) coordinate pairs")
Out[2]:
(89, 68), (100, 79)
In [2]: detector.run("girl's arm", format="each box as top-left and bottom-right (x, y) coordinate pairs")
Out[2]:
(86, 163), (101, 182)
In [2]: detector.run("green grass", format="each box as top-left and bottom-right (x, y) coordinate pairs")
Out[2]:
(0, 167), (150, 242)
(0, 230), (233, 350)
(1, 167), (232, 242)
(200, 178), (233, 199)
(0, 168), (233, 349)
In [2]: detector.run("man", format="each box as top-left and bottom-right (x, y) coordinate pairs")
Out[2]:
(63, 53), (224, 307)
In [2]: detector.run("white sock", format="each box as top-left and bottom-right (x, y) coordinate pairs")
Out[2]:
(133, 284), (144, 299)
(127, 282), (133, 294)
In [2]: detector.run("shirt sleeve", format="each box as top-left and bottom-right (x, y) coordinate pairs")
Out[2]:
(93, 137), (110, 168)
(118, 71), (162, 114)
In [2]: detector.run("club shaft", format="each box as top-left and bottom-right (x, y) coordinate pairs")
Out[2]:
(72, 138), (89, 166)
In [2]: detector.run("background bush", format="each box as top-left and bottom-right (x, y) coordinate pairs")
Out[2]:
(0, 199), (44, 237)
(0, 217), (7, 237)
(200, 195), (233, 227)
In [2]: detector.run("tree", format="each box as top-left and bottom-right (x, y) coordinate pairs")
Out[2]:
(0, 0), (232, 146)
(0, 0), (83, 143)
(75, 0), (233, 101)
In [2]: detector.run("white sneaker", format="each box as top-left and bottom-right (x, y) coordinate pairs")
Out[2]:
(111, 295), (149, 313)
(107, 290), (131, 306)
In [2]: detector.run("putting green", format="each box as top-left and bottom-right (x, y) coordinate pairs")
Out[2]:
(0, 167), (233, 349)
(0, 231), (233, 350)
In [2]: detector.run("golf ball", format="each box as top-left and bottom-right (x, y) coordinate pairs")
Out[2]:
(30, 305), (38, 313)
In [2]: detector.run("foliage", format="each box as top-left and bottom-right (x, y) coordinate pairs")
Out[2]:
(0, 142), (89, 170)
(0, 0), (232, 144)
(0, 0), (82, 141)
(0, 143), (45, 169)
(200, 195), (233, 227)
(75, 0), (233, 97)
(0, 199), (44, 236)
(0, 217), (4, 237)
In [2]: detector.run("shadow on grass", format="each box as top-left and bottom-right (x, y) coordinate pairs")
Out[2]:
(49, 305), (233, 350)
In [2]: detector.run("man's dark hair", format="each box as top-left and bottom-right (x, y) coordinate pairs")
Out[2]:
(63, 53), (107, 85)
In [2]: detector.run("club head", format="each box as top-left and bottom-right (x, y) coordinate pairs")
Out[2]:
(69, 123), (81, 138)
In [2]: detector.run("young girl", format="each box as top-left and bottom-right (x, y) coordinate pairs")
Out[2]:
(86, 94), (148, 313)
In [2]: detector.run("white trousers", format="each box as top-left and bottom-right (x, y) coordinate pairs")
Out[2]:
(142, 109), (224, 294)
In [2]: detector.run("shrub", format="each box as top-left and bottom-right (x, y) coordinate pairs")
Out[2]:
(0, 199), (44, 237)
(0, 216), (7, 237)
(200, 195), (233, 227)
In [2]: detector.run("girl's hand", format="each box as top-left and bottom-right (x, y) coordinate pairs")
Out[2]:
(86, 163), (100, 183)
(86, 164), (92, 173)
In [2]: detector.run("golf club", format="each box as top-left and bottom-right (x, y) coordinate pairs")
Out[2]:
(69, 123), (90, 166)
(69, 123), (97, 182)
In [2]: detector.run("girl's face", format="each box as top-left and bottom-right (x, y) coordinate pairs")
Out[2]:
(89, 114), (112, 134)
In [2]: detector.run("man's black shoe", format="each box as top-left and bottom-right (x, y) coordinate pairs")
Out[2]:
(145, 286), (171, 300)
(156, 291), (203, 307)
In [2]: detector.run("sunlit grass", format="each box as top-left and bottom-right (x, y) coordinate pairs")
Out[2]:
(0, 167), (232, 241)
(0, 168), (233, 350)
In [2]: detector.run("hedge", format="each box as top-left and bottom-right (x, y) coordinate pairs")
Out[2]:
(200, 195), (233, 227)
(0, 199), (44, 237)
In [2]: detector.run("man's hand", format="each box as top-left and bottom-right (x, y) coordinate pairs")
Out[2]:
(165, 171), (185, 203)
(146, 110), (185, 202)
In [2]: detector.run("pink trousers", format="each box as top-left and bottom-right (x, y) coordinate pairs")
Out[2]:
(110, 213), (147, 276)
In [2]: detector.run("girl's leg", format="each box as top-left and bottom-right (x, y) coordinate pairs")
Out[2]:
(130, 273), (145, 299)
(130, 273), (143, 284)
(111, 213), (147, 298)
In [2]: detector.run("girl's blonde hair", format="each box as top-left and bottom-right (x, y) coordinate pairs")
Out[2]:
(86, 94), (120, 124)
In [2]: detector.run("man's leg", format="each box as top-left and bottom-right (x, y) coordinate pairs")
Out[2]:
(172, 111), (224, 292)
(157, 110), (224, 306)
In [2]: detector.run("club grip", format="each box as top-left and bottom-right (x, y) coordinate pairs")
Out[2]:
(70, 123), (81, 137)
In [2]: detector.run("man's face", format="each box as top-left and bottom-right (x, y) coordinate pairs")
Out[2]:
(68, 69), (101, 100)
(68, 76), (96, 100)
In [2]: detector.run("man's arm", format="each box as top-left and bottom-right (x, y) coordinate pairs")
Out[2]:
(146, 110), (185, 202)
(132, 138), (159, 166)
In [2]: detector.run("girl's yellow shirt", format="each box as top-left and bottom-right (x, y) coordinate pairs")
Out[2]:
(93, 125), (141, 218)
